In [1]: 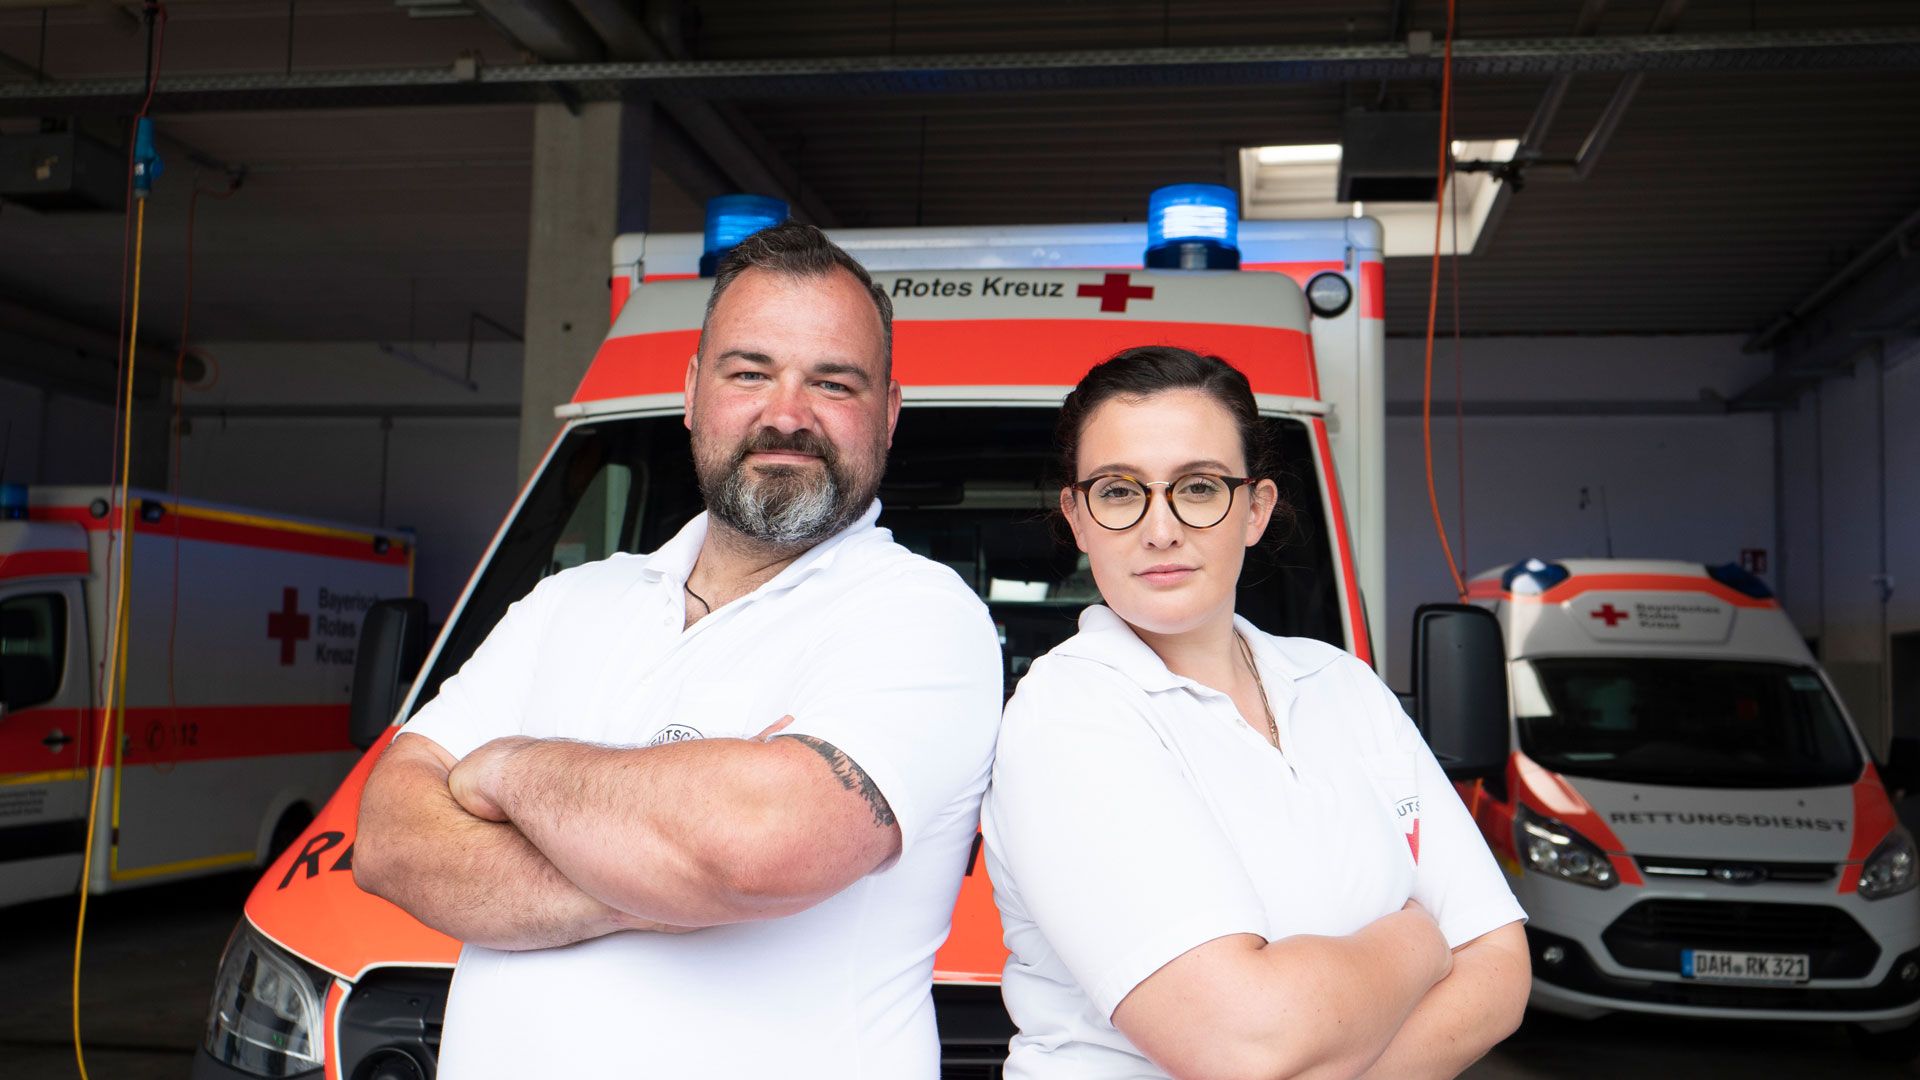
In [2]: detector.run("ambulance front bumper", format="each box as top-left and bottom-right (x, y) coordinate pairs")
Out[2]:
(1515, 866), (1920, 1025)
(1526, 924), (1920, 1024)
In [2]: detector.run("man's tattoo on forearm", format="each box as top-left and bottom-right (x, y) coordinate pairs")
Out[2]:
(786, 735), (897, 828)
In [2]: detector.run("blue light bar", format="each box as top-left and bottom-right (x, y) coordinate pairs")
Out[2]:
(1707, 562), (1774, 599)
(1144, 183), (1240, 270)
(1501, 558), (1570, 596)
(0, 483), (27, 520)
(700, 194), (789, 278)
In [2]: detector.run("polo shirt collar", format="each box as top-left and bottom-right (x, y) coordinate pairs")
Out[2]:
(636, 500), (883, 599)
(1056, 604), (1343, 696)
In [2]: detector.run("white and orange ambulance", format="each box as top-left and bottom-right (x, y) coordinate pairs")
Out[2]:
(191, 193), (1504, 1080)
(0, 484), (412, 908)
(1462, 557), (1920, 1059)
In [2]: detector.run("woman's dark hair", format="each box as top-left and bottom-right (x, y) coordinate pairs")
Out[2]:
(1056, 345), (1275, 483)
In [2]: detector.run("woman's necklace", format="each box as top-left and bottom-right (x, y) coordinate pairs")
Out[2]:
(1236, 632), (1282, 749)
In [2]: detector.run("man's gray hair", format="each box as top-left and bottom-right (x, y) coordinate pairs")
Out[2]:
(697, 221), (894, 375)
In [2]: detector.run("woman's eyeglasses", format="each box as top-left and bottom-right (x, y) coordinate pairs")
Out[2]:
(1069, 473), (1255, 531)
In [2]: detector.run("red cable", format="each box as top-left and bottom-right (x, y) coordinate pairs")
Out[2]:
(1420, 0), (1466, 598)
(1449, 131), (1467, 577)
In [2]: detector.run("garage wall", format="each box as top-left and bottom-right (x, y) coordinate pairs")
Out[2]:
(1775, 338), (1920, 755)
(1378, 334), (1777, 690)
(0, 378), (114, 486)
(172, 341), (522, 621)
(0, 377), (169, 488)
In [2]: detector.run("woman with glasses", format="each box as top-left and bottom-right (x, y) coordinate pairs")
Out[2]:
(982, 346), (1528, 1079)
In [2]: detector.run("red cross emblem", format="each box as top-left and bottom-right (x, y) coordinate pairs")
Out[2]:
(1591, 603), (1628, 627)
(1077, 272), (1155, 313)
(267, 587), (311, 665)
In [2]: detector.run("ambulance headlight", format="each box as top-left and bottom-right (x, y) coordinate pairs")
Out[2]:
(203, 921), (330, 1076)
(1860, 826), (1918, 900)
(1515, 805), (1617, 889)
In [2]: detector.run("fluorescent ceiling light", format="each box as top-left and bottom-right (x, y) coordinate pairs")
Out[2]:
(1238, 139), (1520, 257)
(1254, 143), (1343, 165)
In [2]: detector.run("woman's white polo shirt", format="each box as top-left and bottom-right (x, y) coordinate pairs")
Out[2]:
(982, 604), (1525, 1078)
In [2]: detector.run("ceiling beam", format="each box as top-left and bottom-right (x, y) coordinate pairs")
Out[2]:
(467, 0), (604, 63)
(463, 0), (836, 223)
(2, 28), (1915, 115)
(0, 298), (182, 402)
(1730, 208), (1920, 410)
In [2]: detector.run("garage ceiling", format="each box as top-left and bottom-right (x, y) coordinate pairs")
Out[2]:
(0, 0), (1916, 354)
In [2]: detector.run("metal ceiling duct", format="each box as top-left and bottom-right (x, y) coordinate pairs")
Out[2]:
(1, 29), (1916, 116)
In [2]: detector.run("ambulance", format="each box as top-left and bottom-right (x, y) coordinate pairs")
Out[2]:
(1463, 557), (1920, 1059)
(192, 189), (1509, 1080)
(0, 483), (412, 908)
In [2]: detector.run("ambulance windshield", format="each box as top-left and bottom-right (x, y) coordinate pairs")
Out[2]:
(1515, 658), (1862, 789)
(413, 404), (1345, 704)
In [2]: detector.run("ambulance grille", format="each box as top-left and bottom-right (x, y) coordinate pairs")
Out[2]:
(1602, 900), (1880, 979)
(337, 968), (450, 1077)
(1634, 856), (1836, 884)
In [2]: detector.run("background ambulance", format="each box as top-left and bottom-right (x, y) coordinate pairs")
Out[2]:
(0, 483), (412, 908)
(191, 192), (1509, 1080)
(1463, 557), (1920, 1060)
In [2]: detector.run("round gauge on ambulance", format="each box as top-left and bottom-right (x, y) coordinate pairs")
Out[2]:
(1305, 272), (1353, 318)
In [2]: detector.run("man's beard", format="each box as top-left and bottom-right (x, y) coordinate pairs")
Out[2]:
(696, 427), (883, 547)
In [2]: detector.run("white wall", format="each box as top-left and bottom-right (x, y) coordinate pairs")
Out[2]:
(1379, 335), (1778, 689)
(0, 377), (154, 487)
(172, 341), (522, 621)
(1775, 338), (1920, 754)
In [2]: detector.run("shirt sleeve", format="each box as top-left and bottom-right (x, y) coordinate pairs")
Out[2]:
(775, 568), (1004, 860)
(1371, 675), (1528, 948)
(983, 659), (1269, 1020)
(401, 571), (564, 761)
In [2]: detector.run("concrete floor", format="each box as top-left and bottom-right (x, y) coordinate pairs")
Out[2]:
(2, 872), (252, 1080)
(2, 870), (1917, 1080)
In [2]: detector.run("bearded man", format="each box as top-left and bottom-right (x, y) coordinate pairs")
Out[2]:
(355, 222), (1004, 1079)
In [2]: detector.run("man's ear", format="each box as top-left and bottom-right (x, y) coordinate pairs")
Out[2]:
(682, 352), (699, 433)
(884, 379), (903, 448)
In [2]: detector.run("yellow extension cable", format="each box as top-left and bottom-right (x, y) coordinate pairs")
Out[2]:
(72, 193), (147, 1080)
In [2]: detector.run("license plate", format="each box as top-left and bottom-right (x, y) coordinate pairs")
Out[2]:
(1681, 949), (1810, 984)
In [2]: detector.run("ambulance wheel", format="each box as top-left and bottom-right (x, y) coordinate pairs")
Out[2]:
(267, 805), (313, 862)
(1849, 1019), (1920, 1062)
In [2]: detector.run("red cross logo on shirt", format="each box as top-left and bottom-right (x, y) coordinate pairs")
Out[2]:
(267, 587), (311, 665)
(1077, 272), (1155, 313)
(1591, 603), (1628, 627)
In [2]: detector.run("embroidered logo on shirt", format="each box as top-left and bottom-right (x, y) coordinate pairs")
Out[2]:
(1393, 797), (1421, 863)
(648, 724), (704, 746)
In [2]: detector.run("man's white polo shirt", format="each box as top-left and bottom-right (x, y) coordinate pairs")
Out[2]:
(403, 502), (1003, 1080)
(982, 604), (1525, 1079)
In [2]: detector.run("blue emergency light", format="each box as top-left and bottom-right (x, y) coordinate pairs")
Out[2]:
(1501, 558), (1570, 596)
(1707, 562), (1774, 600)
(1144, 183), (1241, 270)
(0, 483), (28, 520)
(700, 194), (790, 278)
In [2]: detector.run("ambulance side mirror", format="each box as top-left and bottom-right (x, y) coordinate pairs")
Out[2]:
(349, 598), (429, 750)
(1410, 603), (1509, 783)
